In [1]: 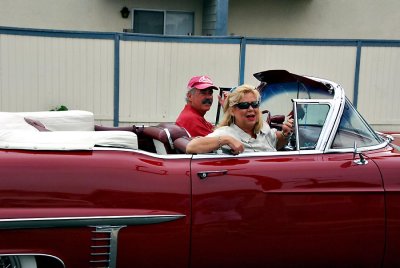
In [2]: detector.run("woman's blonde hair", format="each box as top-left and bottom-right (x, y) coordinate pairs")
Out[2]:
(218, 84), (263, 134)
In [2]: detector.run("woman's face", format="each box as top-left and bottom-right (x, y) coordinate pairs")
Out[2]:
(231, 92), (259, 132)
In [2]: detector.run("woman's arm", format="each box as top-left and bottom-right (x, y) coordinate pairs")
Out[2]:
(186, 135), (244, 154)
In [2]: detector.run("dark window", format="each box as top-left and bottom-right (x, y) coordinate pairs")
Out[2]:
(133, 10), (164, 34)
(133, 10), (194, 35)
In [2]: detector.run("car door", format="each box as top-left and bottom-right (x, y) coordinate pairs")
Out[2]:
(190, 99), (385, 267)
(190, 151), (384, 267)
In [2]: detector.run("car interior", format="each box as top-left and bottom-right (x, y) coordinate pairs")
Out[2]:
(0, 69), (383, 155)
(0, 110), (193, 154)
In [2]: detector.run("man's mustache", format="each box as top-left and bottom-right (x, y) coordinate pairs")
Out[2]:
(202, 99), (213, 105)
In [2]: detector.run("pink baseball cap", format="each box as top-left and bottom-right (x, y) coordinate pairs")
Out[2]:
(187, 75), (219, 90)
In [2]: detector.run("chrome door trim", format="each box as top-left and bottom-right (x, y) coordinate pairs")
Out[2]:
(0, 214), (185, 229)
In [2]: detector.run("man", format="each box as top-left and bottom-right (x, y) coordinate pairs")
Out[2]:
(176, 75), (219, 137)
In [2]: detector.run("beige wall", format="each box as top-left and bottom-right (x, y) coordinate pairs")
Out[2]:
(2, 0), (400, 39)
(229, 0), (400, 39)
(0, 0), (203, 34)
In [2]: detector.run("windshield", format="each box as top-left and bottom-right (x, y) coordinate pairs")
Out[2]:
(331, 99), (383, 149)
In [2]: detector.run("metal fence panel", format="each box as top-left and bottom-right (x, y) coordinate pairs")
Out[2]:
(1, 28), (400, 130)
(358, 46), (400, 127)
(0, 34), (114, 119)
(119, 40), (240, 124)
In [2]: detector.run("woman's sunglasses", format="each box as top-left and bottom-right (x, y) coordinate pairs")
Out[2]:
(235, 101), (260, 109)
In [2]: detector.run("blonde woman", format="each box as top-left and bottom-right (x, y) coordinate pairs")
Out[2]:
(186, 84), (293, 154)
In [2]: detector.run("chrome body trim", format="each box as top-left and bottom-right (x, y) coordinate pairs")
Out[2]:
(390, 143), (400, 151)
(0, 214), (185, 229)
(192, 150), (300, 159)
(327, 141), (390, 154)
(90, 225), (125, 268)
(94, 146), (194, 159)
(376, 131), (394, 142)
(298, 149), (325, 155)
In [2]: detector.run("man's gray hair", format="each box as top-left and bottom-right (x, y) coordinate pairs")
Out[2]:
(185, 88), (196, 103)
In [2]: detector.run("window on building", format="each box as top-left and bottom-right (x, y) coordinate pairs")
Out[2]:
(133, 10), (164, 34)
(133, 10), (194, 36)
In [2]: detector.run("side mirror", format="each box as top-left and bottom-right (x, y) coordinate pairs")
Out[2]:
(353, 141), (368, 165)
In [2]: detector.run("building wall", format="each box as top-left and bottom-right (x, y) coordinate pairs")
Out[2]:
(0, 0), (204, 35)
(229, 0), (400, 39)
(1, 0), (400, 39)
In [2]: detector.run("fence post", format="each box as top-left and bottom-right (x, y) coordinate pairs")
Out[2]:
(113, 33), (121, 126)
(353, 40), (362, 108)
(239, 37), (247, 85)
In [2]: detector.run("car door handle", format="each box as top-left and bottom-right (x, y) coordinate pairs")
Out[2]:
(197, 170), (228, 179)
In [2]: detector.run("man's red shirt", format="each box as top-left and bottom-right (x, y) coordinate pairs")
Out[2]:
(176, 104), (214, 137)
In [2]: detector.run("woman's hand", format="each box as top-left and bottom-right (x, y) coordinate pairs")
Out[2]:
(218, 92), (229, 106)
(276, 117), (294, 149)
(223, 135), (244, 155)
(186, 135), (244, 154)
(282, 117), (294, 137)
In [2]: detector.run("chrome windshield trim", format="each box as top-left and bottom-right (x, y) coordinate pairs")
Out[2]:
(292, 98), (338, 152)
(0, 214), (185, 229)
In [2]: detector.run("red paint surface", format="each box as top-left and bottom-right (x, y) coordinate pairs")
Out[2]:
(1, 146), (400, 267)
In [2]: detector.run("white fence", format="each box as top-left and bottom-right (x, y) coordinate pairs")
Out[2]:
(0, 33), (115, 121)
(1, 27), (399, 131)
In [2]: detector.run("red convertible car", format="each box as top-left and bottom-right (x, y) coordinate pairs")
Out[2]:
(0, 70), (399, 268)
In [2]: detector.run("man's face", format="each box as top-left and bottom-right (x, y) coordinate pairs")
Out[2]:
(188, 88), (214, 115)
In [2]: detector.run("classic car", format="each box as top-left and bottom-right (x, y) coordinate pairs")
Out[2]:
(0, 70), (399, 268)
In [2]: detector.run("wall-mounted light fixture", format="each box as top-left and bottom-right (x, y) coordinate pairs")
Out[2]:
(120, 7), (130, 19)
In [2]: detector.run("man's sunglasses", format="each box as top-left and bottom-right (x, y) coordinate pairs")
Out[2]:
(235, 101), (260, 109)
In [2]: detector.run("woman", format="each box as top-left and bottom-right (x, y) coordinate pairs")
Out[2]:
(186, 84), (293, 154)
